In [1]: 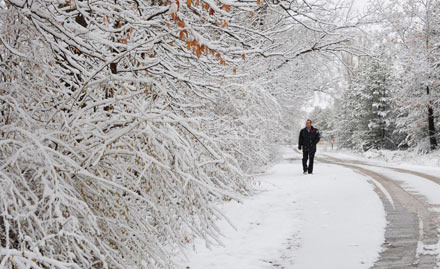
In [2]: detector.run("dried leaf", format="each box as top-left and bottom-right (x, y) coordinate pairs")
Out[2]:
(179, 30), (188, 40)
(221, 4), (230, 11)
(178, 19), (185, 28)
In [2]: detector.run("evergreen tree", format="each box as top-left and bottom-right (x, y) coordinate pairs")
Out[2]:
(309, 107), (336, 142)
(336, 54), (398, 151)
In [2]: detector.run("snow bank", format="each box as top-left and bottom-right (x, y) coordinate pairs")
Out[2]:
(320, 143), (440, 168)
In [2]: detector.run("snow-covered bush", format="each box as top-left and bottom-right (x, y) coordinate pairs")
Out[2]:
(0, 0), (362, 267)
(0, 0), (271, 267)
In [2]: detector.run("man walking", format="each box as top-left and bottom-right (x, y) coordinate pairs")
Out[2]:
(298, 119), (321, 174)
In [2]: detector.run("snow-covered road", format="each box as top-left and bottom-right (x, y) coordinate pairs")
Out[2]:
(319, 153), (440, 268)
(175, 146), (440, 268)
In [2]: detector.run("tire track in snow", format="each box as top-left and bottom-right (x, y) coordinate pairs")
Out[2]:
(366, 176), (395, 210)
(317, 156), (440, 269)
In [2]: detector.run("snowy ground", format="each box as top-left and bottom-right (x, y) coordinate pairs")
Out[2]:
(174, 146), (387, 269)
(320, 144), (440, 268)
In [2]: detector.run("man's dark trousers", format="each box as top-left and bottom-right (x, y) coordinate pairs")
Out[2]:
(302, 151), (315, 173)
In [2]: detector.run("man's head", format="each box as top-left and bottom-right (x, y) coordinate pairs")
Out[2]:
(306, 119), (312, 129)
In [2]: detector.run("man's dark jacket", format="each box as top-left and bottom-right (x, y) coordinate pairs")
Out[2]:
(298, 126), (321, 152)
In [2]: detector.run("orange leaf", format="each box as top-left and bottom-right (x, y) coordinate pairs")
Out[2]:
(178, 19), (185, 28)
(186, 41), (191, 50)
(221, 4), (230, 11)
(221, 21), (227, 28)
(187, 0), (192, 7)
(209, 8), (214, 15)
(179, 30), (188, 40)
(250, 11), (254, 17)
(216, 52), (221, 59)
(241, 53), (246, 60)
(233, 67), (237, 73)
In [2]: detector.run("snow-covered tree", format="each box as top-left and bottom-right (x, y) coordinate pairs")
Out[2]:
(336, 53), (398, 151)
(373, 0), (440, 152)
(0, 0), (363, 267)
(308, 106), (336, 142)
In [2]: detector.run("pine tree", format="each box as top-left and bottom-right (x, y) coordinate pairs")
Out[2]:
(336, 53), (398, 151)
(309, 107), (336, 142)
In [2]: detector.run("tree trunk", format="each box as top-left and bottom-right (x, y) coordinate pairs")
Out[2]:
(427, 86), (437, 150)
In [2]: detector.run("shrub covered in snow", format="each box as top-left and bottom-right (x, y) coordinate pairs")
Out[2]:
(0, 0), (361, 267)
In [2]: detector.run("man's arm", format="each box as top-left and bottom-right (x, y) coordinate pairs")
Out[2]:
(298, 130), (303, 150)
(315, 129), (321, 144)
